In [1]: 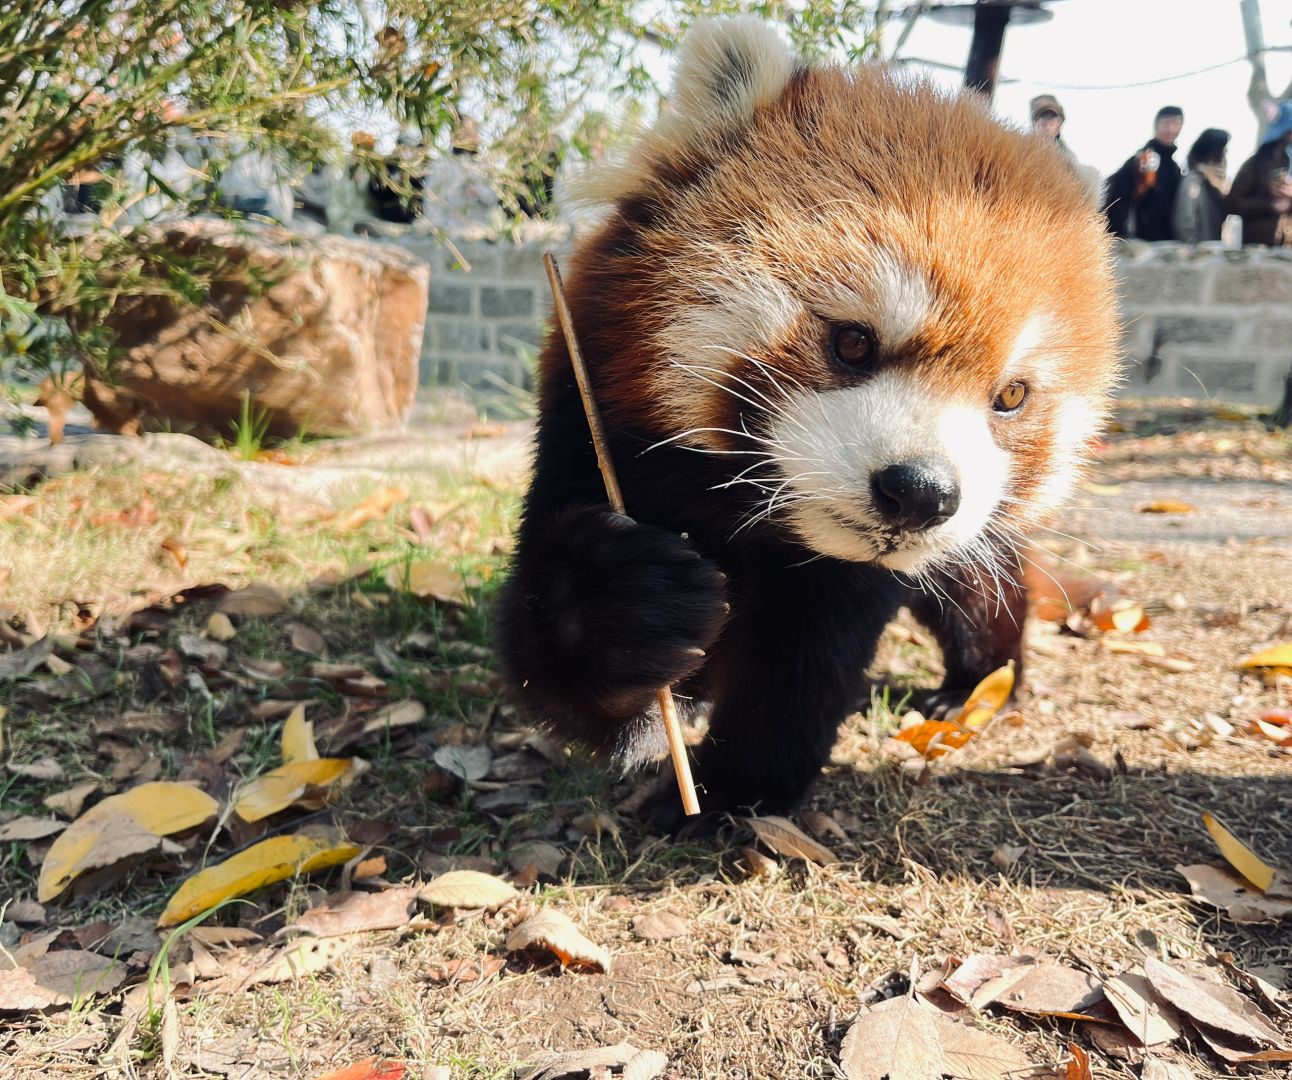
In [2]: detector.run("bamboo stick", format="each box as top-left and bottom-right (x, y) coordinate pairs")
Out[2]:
(542, 253), (701, 817)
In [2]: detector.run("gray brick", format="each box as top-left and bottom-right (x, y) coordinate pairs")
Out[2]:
(480, 286), (535, 318)
(1211, 265), (1292, 304)
(1178, 358), (1259, 395)
(1152, 316), (1236, 345)
(1117, 265), (1207, 306)
(495, 320), (546, 357)
(428, 282), (473, 315)
(435, 319), (491, 354)
(1248, 318), (1292, 348)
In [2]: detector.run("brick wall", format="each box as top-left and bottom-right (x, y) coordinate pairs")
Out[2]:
(1118, 243), (1292, 404)
(394, 235), (1292, 406)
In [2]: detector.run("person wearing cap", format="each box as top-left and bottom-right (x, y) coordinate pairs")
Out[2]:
(1030, 94), (1077, 167)
(1103, 106), (1184, 241)
(1224, 100), (1292, 247)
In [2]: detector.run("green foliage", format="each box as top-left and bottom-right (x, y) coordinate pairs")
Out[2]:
(225, 390), (273, 460)
(0, 1), (881, 387)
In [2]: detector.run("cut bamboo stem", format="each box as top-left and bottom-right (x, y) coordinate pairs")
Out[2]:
(542, 252), (701, 817)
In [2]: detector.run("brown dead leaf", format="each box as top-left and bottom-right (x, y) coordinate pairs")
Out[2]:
(217, 583), (289, 619)
(1101, 970), (1183, 1047)
(1141, 1058), (1197, 1080)
(291, 888), (416, 937)
(507, 841), (565, 879)
(7, 757), (64, 781)
(941, 954), (1034, 1006)
(417, 870), (518, 910)
(21, 949), (127, 1000)
(632, 911), (689, 942)
(571, 811), (620, 841)
(839, 995), (947, 1080)
(1062, 1042), (1093, 1080)
(747, 814), (838, 864)
(799, 808), (849, 843)
(1176, 864), (1292, 923)
(929, 1009), (1031, 1080)
(505, 908), (611, 973)
(986, 962), (1105, 1019)
(426, 954), (506, 986)
(1143, 956), (1285, 1049)
(740, 846), (779, 879)
(1138, 500), (1194, 514)
(287, 623), (326, 656)
(332, 486), (407, 532)
(0, 816), (67, 842)
(518, 1042), (653, 1080)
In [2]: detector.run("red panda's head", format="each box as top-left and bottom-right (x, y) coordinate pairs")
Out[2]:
(558, 18), (1121, 575)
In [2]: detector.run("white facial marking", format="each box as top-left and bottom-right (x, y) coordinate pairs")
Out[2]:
(1031, 393), (1098, 519)
(808, 250), (936, 346)
(655, 268), (800, 433)
(768, 370), (1010, 570)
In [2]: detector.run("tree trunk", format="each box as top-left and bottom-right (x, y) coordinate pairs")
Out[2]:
(1275, 362), (1292, 428)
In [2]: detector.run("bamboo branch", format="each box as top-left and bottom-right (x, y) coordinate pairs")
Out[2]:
(542, 252), (701, 817)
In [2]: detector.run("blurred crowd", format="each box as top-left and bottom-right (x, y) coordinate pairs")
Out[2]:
(1030, 93), (1292, 247)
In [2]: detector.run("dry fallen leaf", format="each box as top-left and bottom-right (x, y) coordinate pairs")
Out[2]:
(1141, 1060), (1197, 1080)
(433, 743), (492, 782)
(280, 703), (318, 765)
(799, 809), (849, 843)
(1238, 642), (1292, 670)
(839, 995), (946, 1080)
(894, 719), (974, 758)
(245, 935), (355, 987)
(929, 1009), (1031, 1080)
(332, 486), (408, 532)
(518, 1042), (655, 1080)
(205, 611), (237, 642)
(233, 757), (357, 822)
(1137, 500), (1194, 514)
(1176, 864), (1292, 923)
(159, 830), (361, 927)
(312, 1060), (408, 1080)
(287, 622), (326, 656)
(746, 815), (838, 864)
(217, 582), (289, 619)
(0, 816), (67, 842)
(38, 782), (217, 902)
(632, 911), (689, 942)
(956, 664), (1015, 729)
(984, 962), (1105, 1019)
(2, 949), (126, 1008)
(1142, 956), (1285, 1050)
(426, 955), (506, 985)
(1062, 1042), (1093, 1080)
(291, 888), (417, 937)
(41, 781), (100, 820)
(1101, 970), (1183, 1047)
(740, 846), (779, 879)
(505, 908), (611, 973)
(387, 561), (475, 605)
(418, 870), (518, 910)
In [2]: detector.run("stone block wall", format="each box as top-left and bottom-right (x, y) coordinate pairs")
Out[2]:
(393, 234), (1292, 406)
(1117, 244), (1292, 404)
(388, 235), (572, 393)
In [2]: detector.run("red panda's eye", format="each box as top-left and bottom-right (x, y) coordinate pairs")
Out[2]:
(993, 381), (1028, 413)
(831, 324), (877, 369)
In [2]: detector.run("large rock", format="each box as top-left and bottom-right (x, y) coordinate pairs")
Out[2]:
(83, 219), (429, 437)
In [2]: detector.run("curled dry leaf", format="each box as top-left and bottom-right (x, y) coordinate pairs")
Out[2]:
(505, 908), (611, 973)
(746, 815), (837, 864)
(893, 719), (973, 758)
(956, 664), (1015, 730)
(1142, 956), (1285, 1050)
(291, 887), (417, 937)
(159, 829), (361, 927)
(332, 486), (408, 532)
(741, 846), (779, 880)
(1176, 864), (1292, 923)
(1202, 812), (1280, 893)
(418, 870), (518, 910)
(205, 612), (237, 642)
(280, 703), (318, 764)
(1101, 970), (1183, 1047)
(314, 1060), (407, 1080)
(1238, 642), (1292, 670)
(38, 781), (217, 902)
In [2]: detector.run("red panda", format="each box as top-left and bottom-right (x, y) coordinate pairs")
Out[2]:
(498, 18), (1120, 831)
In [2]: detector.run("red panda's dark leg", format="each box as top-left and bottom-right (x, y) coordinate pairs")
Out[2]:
(903, 545), (1028, 714)
(496, 504), (729, 756)
(643, 564), (903, 832)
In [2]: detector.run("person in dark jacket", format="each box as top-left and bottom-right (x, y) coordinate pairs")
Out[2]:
(1103, 106), (1184, 240)
(1224, 100), (1292, 247)
(1172, 128), (1230, 243)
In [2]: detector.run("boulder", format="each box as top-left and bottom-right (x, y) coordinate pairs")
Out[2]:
(82, 219), (429, 437)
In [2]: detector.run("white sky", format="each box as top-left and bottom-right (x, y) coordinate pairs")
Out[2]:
(896, 0), (1292, 175)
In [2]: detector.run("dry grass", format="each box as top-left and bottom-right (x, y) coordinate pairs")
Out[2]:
(2, 402), (1290, 1080)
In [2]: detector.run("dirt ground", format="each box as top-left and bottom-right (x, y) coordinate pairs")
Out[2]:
(0, 399), (1289, 1079)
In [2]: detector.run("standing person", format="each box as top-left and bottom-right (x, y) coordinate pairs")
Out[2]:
(1224, 100), (1292, 247)
(1030, 94), (1077, 167)
(1172, 128), (1230, 243)
(1103, 106), (1184, 241)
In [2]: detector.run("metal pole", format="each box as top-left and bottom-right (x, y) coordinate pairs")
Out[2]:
(964, 2), (1011, 100)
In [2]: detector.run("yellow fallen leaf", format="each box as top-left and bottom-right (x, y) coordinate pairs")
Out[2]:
(234, 758), (355, 823)
(418, 870), (518, 909)
(280, 703), (318, 764)
(1239, 643), (1292, 670)
(38, 782), (217, 902)
(1138, 500), (1195, 514)
(331, 486), (407, 532)
(387, 560), (477, 604)
(1203, 812), (1275, 892)
(959, 663), (1015, 730)
(894, 719), (974, 757)
(158, 831), (361, 927)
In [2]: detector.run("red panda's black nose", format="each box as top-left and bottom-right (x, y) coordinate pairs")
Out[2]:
(870, 461), (961, 531)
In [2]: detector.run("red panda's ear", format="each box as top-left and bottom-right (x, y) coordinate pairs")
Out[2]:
(565, 18), (796, 211)
(665, 17), (798, 145)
